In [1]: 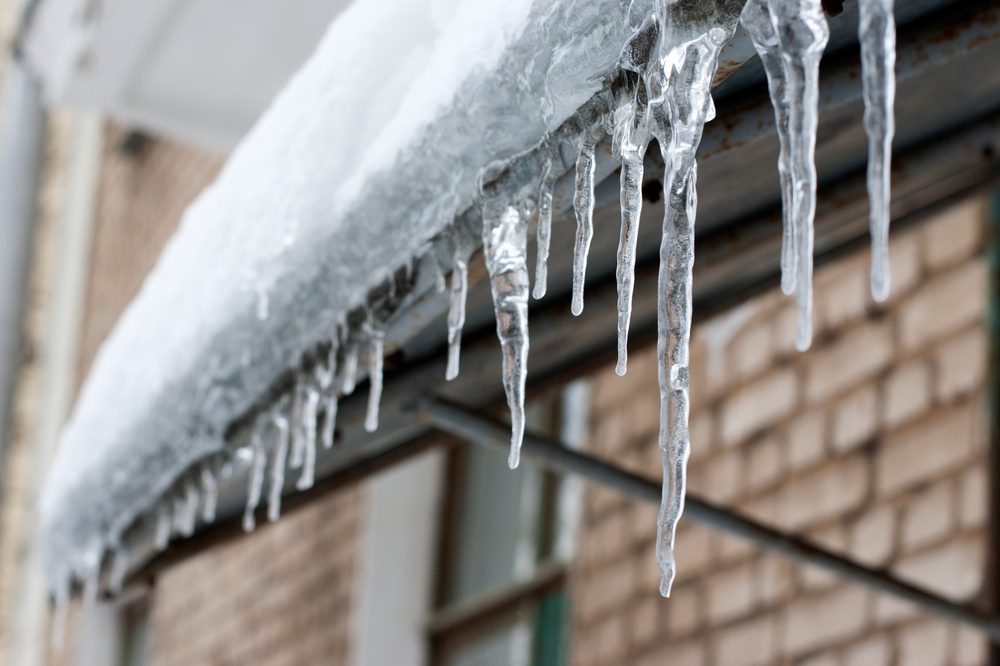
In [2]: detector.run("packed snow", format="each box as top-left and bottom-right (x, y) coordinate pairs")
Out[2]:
(41, 0), (897, 616)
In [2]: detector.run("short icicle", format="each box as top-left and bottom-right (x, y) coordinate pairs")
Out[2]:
(740, 0), (798, 295)
(571, 137), (598, 316)
(481, 199), (530, 469)
(289, 374), (307, 469)
(647, 4), (741, 596)
(364, 323), (386, 432)
(341, 343), (360, 395)
(267, 414), (291, 523)
(612, 81), (651, 376)
(858, 0), (896, 301)
(155, 503), (172, 550)
(109, 546), (130, 595)
(200, 461), (218, 524)
(297, 387), (320, 489)
(446, 245), (470, 381)
(242, 427), (267, 533)
(533, 160), (555, 300)
(320, 340), (339, 449)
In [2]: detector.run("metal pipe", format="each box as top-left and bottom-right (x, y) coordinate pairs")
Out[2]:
(419, 398), (1000, 642)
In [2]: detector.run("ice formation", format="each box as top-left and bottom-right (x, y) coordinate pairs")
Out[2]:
(39, 0), (897, 606)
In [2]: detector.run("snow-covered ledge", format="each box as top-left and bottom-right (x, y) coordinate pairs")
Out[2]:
(37, 0), (687, 602)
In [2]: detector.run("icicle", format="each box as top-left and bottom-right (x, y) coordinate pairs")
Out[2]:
(298, 387), (320, 490)
(200, 462), (218, 524)
(612, 82), (651, 376)
(859, 0), (895, 301)
(341, 343), (359, 394)
(155, 504), (172, 550)
(365, 324), (386, 432)
(267, 414), (291, 523)
(176, 478), (199, 538)
(446, 247), (470, 381)
(289, 374), (307, 469)
(82, 557), (100, 608)
(740, 0), (797, 295)
(242, 428), (267, 533)
(109, 547), (129, 595)
(571, 138), (597, 316)
(321, 341), (339, 449)
(646, 13), (737, 596)
(432, 253), (448, 293)
(481, 201), (530, 469)
(533, 160), (554, 300)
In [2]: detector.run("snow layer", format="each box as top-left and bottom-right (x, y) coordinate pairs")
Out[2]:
(40, 0), (663, 593)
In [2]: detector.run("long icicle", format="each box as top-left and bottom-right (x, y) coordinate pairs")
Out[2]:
(446, 245), (470, 381)
(775, 0), (829, 351)
(740, 0), (797, 295)
(859, 0), (895, 301)
(652, 22), (734, 598)
(364, 323), (386, 432)
(267, 414), (290, 523)
(613, 83), (651, 376)
(533, 160), (555, 300)
(481, 200), (530, 469)
(571, 138), (597, 316)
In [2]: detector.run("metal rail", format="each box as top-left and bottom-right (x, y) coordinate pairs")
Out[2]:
(420, 399), (1000, 642)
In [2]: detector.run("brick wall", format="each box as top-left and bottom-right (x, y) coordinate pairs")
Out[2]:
(569, 195), (992, 666)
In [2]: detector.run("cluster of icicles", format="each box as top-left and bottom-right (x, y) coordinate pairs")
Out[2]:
(52, 0), (897, 631)
(465, 0), (897, 597)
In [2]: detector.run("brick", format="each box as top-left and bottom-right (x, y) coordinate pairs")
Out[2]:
(673, 525), (714, 582)
(729, 318), (773, 382)
(778, 455), (868, 528)
(899, 262), (986, 351)
(706, 562), (757, 623)
(747, 435), (784, 492)
(800, 526), (845, 591)
(772, 301), (800, 359)
(848, 504), (896, 567)
(806, 321), (893, 403)
(831, 385), (878, 452)
(959, 466), (986, 529)
(714, 615), (775, 666)
(900, 480), (955, 552)
(844, 634), (891, 666)
(757, 556), (794, 604)
(876, 403), (981, 496)
(714, 530), (757, 565)
(885, 230), (922, 301)
(698, 449), (742, 504)
(881, 358), (931, 430)
(922, 197), (983, 270)
(630, 596), (661, 647)
(667, 583), (702, 637)
(639, 639), (704, 666)
(934, 326), (986, 402)
(798, 654), (839, 666)
(955, 625), (987, 666)
(720, 368), (799, 446)
(898, 619), (949, 666)
(688, 410), (715, 461)
(783, 587), (869, 655)
(786, 409), (827, 471)
(816, 256), (869, 330)
(594, 615), (627, 664)
(873, 594), (921, 626)
(896, 537), (983, 601)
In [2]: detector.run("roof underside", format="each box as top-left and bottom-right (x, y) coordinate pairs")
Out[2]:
(25, 0), (1000, 591)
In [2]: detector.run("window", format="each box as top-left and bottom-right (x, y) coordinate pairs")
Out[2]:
(430, 384), (587, 666)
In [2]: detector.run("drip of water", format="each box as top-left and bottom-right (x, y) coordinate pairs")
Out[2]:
(859, 0), (895, 301)
(365, 324), (386, 432)
(481, 201), (530, 469)
(446, 247), (470, 381)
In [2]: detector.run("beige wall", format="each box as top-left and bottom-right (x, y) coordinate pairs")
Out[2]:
(568, 196), (992, 666)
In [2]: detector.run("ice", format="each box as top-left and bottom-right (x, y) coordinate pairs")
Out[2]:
(364, 323), (386, 433)
(267, 415), (291, 523)
(341, 344), (359, 395)
(446, 246), (471, 381)
(571, 138), (598, 316)
(532, 161), (555, 300)
(200, 462), (218, 524)
(176, 478), (199, 538)
(297, 387), (320, 490)
(320, 342), (339, 449)
(242, 428), (267, 533)
(155, 504), (171, 551)
(859, 0), (895, 302)
(481, 199), (530, 469)
(109, 547), (129, 595)
(289, 375), (307, 469)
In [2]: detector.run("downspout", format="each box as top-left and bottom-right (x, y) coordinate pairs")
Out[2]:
(0, 1), (46, 510)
